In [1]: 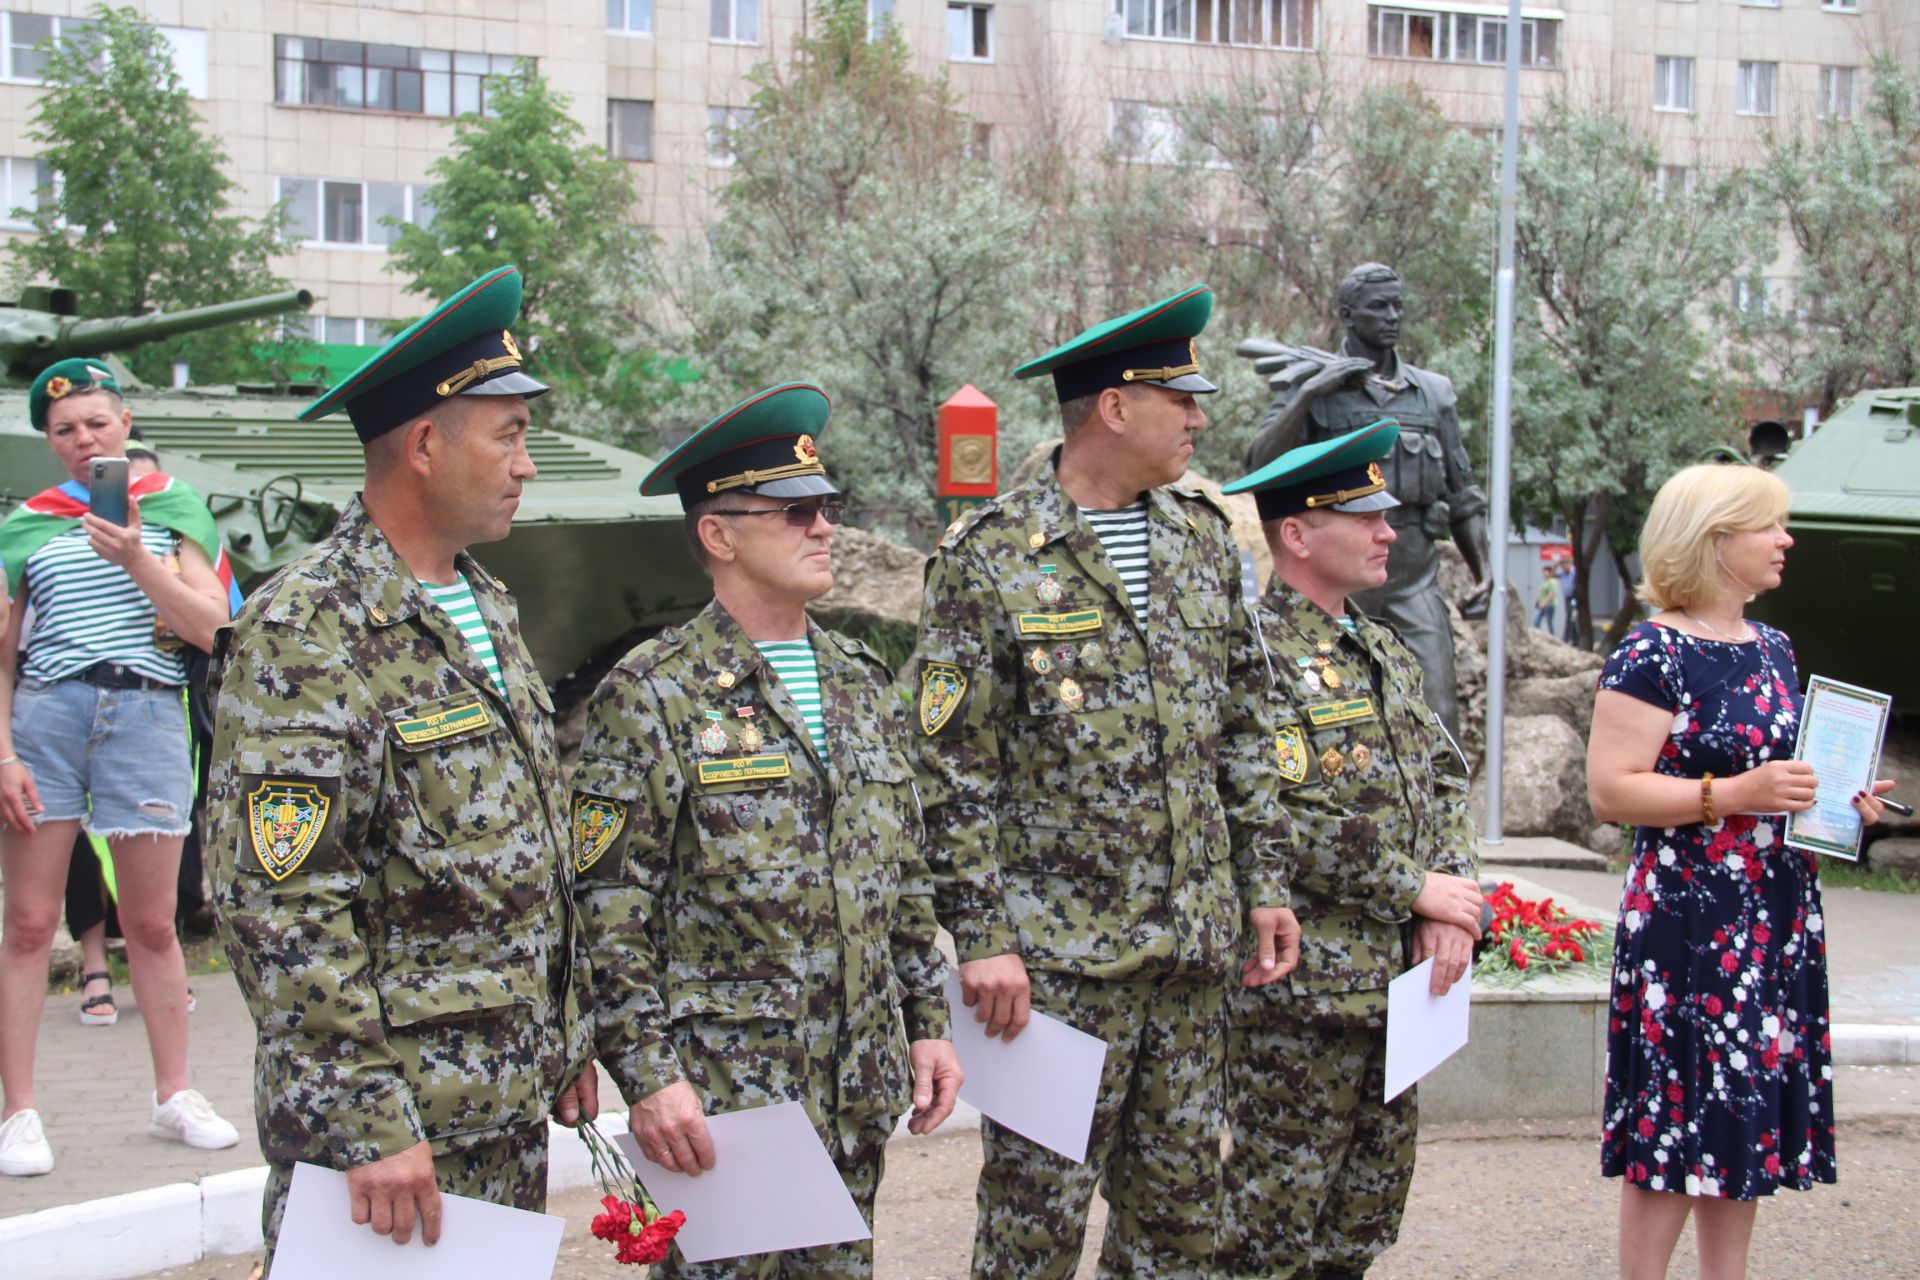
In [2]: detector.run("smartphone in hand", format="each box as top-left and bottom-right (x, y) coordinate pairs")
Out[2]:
(89, 456), (130, 526)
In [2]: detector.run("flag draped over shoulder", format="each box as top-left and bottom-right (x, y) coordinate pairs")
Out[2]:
(0, 474), (240, 614)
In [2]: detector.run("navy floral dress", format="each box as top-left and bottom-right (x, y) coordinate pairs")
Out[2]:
(1597, 621), (1835, 1200)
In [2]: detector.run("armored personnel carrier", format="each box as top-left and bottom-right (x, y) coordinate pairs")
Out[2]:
(0, 286), (709, 683)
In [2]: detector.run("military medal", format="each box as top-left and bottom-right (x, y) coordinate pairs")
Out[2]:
(1036, 565), (1063, 606)
(700, 710), (729, 755)
(735, 706), (764, 753)
(1321, 667), (1343, 691)
(1059, 677), (1085, 712)
(1078, 641), (1103, 669)
(1303, 669), (1322, 691)
(1053, 643), (1076, 672)
(1317, 639), (1335, 654)
(1320, 746), (1345, 777)
(1351, 744), (1372, 770)
(1029, 647), (1053, 675)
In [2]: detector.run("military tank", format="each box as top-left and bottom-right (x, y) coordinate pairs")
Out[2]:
(1746, 387), (1920, 712)
(0, 286), (710, 684)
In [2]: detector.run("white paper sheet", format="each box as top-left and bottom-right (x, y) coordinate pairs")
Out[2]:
(944, 973), (1107, 1163)
(614, 1101), (871, 1264)
(268, 1161), (565, 1280)
(1383, 959), (1472, 1103)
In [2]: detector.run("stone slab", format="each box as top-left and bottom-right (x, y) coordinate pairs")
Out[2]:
(1477, 835), (1611, 872)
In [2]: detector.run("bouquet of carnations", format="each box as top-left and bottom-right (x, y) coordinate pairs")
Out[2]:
(1472, 881), (1612, 987)
(577, 1120), (687, 1266)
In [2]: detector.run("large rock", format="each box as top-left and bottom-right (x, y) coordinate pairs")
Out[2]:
(1866, 836), (1920, 879)
(1876, 729), (1920, 836)
(816, 523), (928, 626)
(1468, 713), (1594, 845)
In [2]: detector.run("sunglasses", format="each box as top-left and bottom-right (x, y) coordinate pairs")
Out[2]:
(711, 498), (846, 527)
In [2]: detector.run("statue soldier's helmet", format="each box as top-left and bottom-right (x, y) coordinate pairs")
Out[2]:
(1012, 285), (1219, 403)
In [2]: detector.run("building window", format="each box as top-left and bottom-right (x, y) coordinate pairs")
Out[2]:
(1654, 56), (1694, 113)
(967, 121), (993, 163)
(1822, 0), (1858, 9)
(1111, 100), (1181, 165)
(0, 154), (50, 227)
(1367, 7), (1557, 69)
(1120, 0), (1315, 50)
(306, 316), (392, 346)
(1737, 61), (1777, 117)
(1740, 0), (1779, 7)
(947, 4), (992, 60)
(1654, 165), (1695, 200)
(274, 38), (518, 117)
(706, 106), (754, 166)
(1, 13), (207, 97)
(869, 0), (894, 39)
(1732, 275), (1776, 317)
(607, 0), (654, 35)
(609, 100), (654, 162)
(711, 0), (760, 44)
(1818, 66), (1857, 121)
(276, 177), (435, 248)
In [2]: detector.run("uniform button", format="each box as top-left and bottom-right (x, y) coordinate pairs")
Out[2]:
(1029, 532), (1046, 549)
(369, 605), (388, 624)
(716, 671), (737, 689)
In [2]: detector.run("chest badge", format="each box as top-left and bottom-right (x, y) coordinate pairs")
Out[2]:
(1036, 565), (1063, 606)
(1320, 746), (1346, 778)
(245, 781), (331, 882)
(700, 710), (730, 755)
(1351, 744), (1373, 770)
(735, 706), (765, 754)
(1078, 641), (1103, 670)
(1029, 647), (1053, 675)
(1059, 677), (1085, 712)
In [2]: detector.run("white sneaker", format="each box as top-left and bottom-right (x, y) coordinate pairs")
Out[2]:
(150, 1089), (240, 1150)
(0, 1108), (54, 1176)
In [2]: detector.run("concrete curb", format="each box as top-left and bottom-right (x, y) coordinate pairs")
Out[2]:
(1832, 1022), (1920, 1067)
(6, 1103), (986, 1280)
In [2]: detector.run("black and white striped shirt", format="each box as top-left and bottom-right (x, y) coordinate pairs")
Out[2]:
(21, 524), (186, 685)
(1082, 503), (1151, 621)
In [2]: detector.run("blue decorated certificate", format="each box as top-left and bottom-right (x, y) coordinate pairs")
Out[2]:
(1786, 675), (1892, 860)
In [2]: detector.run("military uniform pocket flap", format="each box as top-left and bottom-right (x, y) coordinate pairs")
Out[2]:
(378, 961), (541, 1029)
(1175, 592), (1230, 629)
(854, 747), (913, 783)
(385, 693), (500, 751)
(230, 728), (345, 778)
(916, 627), (990, 669)
(998, 823), (1125, 877)
(1290, 912), (1403, 996)
(668, 978), (802, 1024)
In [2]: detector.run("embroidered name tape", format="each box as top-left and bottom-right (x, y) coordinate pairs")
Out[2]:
(1306, 697), (1376, 728)
(393, 700), (492, 745)
(696, 754), (793, 786)
(1015, 608), (1103, 637)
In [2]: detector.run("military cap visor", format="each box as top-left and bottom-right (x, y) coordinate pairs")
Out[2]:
(1014, 285), (1218, 403)
(640, 382), (837, 510)
(298, 265), (549, 443)
(29, 358), (122, 430)
(1224, 418), (1405, 521)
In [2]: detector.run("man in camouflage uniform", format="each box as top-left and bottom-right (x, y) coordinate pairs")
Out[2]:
(906, 286), (1297, 1279)
(206, 268), (593, 1260)
(1244, 262), (1491, 738)
(1217, 421), (1484, 1279)
(572, 383), (961, 1278)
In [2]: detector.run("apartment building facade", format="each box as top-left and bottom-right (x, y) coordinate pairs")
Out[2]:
(0, 0), (1911, 351)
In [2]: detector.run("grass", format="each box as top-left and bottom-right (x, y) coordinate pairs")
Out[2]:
(1818, 858), (1920, 895)
(52, 934), (228, 995)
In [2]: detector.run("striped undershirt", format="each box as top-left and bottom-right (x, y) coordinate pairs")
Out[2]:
(421, 575), (507, 698)
(1081, 502), (1151, 620)
(21, 524), (187, 685)
(755, 640), (828, 758)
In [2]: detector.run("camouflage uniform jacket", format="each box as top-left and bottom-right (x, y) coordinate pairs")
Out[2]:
(570, 600), (951, 1159)
(1257, 580), (1477, 1010)
(207, 499), (589, 1169)
(907, 462), (1291, 981)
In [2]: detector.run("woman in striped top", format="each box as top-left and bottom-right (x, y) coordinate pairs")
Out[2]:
(0, 362), (239, 1177)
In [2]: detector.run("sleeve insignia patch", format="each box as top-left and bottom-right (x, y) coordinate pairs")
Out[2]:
(572, 794), (627, 874)
(1274, 725), (1308, 783)
(920, 662), (967, 735)
(246, 780), (331, 881)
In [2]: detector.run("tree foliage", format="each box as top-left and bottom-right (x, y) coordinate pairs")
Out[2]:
(9, 4), (301, 386)
(384, 59), (653, 432)
(1509, 97), (1771, 648)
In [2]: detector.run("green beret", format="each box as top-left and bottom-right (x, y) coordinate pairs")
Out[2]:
(1224, 419), (1404, 521)
(1013, 285), (1218, 403)
(299, 265), (548, 443)
(29, 358), (122, 431)
(640, 383), (836, 510)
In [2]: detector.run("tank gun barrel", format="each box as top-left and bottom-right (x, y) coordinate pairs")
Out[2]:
(1, 289), (314, 378)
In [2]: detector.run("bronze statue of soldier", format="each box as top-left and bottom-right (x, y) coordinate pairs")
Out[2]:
(1240, 262), (1491, 739)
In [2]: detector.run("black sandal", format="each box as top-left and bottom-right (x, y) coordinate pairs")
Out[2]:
(78, 970), (118, 1027)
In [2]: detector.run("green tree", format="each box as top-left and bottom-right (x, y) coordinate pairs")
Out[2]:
(648, 0), (1042, 540)
(1509, 98), (1770, 649)
(384, 59), (652, 433)
(9, 4), (302, 386)
(1750, 57), (1920, 411)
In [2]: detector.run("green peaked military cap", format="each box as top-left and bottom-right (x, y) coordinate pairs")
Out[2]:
(1013, 284), (1218, 403)
(299, 264), (548, 443)
(1224, 418), (1404, 521)
(29, 357), (123, 430)
(640, 382), (837, 510)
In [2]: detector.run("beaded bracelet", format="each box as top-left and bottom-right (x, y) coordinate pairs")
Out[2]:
(0, 755), (18, 768)
(1701, 772), (1717, 825)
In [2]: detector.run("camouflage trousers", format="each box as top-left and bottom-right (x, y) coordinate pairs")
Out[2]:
(1220, 997), (1417, 1279)
(260, 1124), (549, 1272)
(972, 969), (1226, 1280)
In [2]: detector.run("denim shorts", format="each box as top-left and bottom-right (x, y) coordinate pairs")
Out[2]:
(10, 678), (194, 837)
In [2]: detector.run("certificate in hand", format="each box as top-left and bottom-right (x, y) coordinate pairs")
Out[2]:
(1786, 674), (1892, 860)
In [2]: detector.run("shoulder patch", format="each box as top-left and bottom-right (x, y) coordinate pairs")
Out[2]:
(919, 662), (968, 735)
(1168, 483), (1235, 525)
(938, 496), (1003, 549)
(827, 629), (892, 677)
(616, 625), (691, 678)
